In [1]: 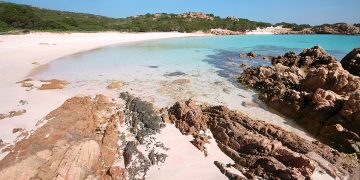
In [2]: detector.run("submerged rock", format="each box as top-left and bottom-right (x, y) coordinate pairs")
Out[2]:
(246, 52), (257, 59)
(239, 46), (360, 153)
(39, 79), (70, 90)
(164, 71), (187, 76)
(107, 80), (124, 89)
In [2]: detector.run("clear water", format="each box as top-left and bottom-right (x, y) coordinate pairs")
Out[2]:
(33, 35), (360, 139)
(36, 35), (360, 83)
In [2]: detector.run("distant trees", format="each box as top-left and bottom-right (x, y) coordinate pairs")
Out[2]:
(0, 3), (41, 29)
(0, 2), (276, 33)
(275, 22), (311, 31)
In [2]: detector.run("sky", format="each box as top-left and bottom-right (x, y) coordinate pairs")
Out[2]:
(3, 0), (360, 25)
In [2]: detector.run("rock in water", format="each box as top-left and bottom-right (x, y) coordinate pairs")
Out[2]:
(239, 46), (360, 153)
(39, 79), (70, 90)
(246, 52), (257, 59)
(107, 80), (124, 89)
(341, 48), (360, 76)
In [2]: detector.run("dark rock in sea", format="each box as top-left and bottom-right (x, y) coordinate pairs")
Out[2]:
(164, 71), (187, 76)
(239, 46), (360, 153)
(341, 48), (360, 76)
(148, 65), (159, 68)
(246, 52), (257, 59)
(239, 62), (249, 69)
(168, 100), (360, 179)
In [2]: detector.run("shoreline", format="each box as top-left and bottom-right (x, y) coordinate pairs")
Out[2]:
(0, 32), (207, 85)
(1, 32), (359, 179)
(0, 32), (207, 148)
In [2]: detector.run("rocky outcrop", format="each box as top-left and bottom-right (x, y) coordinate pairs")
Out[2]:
(341, 48), (360, 76)
(0, 93), (166, 180)
(277, 24), (360, 35)
(239, 46), (360, 153)
(0, 95), (123, 179)
(168, 100), (360, 179)
(272, 45), (337, 68)
(180, 12), (214, 20)
(312, 24), (360, 35)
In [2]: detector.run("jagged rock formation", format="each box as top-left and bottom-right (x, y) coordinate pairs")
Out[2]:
(0, 93), (166, 180)
(239, 46), (360, 153)
(341, 48), (360, 76)
(168, 100), (360, 179)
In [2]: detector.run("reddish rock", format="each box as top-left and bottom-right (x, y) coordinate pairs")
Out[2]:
(168, 99), (208, 135)
(168, 101), (360, 179)
(0, 95), (124, 179)
(341, 48), (360, 76)
(39, 79), (70, 90)
(239, 46), (360, 153)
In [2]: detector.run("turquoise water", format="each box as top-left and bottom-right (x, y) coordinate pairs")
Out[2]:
(36, 35), (360, 82)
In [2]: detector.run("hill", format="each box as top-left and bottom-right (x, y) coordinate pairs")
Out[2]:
(1, 2), (359, 35)
(0, 2), (271, 33)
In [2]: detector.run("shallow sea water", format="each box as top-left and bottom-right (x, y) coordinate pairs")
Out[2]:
(35, 34), (360, 81)
(33, 35), (360, 140)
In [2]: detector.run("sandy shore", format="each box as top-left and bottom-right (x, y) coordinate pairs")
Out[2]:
(0, 32), (350, 179)
(0, 32), (205, 85)
(0, 32), (206, 148)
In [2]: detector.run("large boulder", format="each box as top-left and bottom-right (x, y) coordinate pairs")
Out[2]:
(341, 48), (360, 76)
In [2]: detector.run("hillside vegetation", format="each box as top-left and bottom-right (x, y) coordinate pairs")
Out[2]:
(0, 2), (271, 33)
(1, 2), (359, 34)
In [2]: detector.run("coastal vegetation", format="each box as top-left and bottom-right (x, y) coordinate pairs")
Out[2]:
(274, 22), (312, 31)
(0, 2), (271, 33)
(2, 2), (358, 34)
